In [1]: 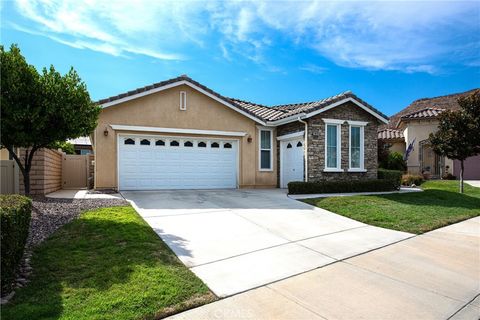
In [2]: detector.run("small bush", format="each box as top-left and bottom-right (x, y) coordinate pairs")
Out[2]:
(0, 195), (32, 295)
(378, 169), (402, 189)
(442, 173), (457, 180)
(288, 179), (397, 195)
(384, 152), (407, 171)
(402, 174), (424, 186)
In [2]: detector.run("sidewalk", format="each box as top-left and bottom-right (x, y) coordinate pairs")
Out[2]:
(169, 217), (480, 319)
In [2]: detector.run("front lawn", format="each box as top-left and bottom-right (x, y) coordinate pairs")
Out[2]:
(2, 206), (215, 320)
(303, 181), (480, 234)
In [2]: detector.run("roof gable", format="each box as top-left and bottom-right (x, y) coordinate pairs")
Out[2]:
(382, 88), (479, 129)
(98, 75), (389, 125)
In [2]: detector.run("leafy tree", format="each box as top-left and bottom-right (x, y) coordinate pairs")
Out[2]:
(1, 44), (100, 194)
(50, 141), (75, 155)
(429, 90), (480, 193)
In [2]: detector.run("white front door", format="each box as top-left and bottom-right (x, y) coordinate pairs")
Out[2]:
(118, 135), (238, 190)
(281, 139), (304, 188)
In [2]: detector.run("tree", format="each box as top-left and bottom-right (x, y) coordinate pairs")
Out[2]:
(1, 44), (100, 194)
(429, 90), (480, 193)
(50, 141), (75, 155)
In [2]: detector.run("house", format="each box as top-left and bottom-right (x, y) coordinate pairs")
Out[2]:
(378, 89), (480, 179)
(67, 137), (93, 155)
(92, 75), (388, 191)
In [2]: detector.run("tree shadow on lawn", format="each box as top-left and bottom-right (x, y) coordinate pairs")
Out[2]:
(377, 189), (480, 210)
(2, 212), (210, 320)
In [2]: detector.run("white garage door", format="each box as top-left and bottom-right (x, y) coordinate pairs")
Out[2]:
(118, 135), (238, 190)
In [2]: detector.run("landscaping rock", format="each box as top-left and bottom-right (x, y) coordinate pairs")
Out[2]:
(28, 196), (129, 248)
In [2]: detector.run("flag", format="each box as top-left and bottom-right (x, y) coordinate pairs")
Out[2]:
(404, 138), (416, 161)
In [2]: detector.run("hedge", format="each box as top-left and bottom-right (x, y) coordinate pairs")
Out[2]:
(287, 179), (398, 195)
(378, 169), (403, 189)
(402, 174), (424, 186)
(0, 195), (32, 295)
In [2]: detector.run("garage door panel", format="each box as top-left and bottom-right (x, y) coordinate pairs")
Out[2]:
(119, 136), (238, 190)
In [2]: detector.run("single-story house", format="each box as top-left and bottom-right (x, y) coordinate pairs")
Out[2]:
(378, 89), (480, 179)
(67, 137), (93, 155)
(93, 75), (388, 191)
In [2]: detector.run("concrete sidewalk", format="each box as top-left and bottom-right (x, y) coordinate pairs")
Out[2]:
(169, 217), (480, 320)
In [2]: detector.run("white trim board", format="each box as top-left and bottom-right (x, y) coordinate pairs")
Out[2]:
(277, 131), (305, 141)
(100, 80), (267, 126)
(109, 124), (247, 137)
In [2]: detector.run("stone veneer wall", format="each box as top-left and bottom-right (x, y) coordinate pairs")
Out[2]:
(19, 148), (64, 195)
(277, 101), (380, 183)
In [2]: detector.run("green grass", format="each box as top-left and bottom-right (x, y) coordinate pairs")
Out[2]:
(303, 181), (480, 234)
(2, 206), (215, 320)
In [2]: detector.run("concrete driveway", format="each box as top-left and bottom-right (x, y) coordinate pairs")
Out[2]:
(122, 189), (412, 297)
(169, 217), (480, 320)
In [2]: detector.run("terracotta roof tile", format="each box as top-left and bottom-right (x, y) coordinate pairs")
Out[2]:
(97, 75), (388, 123)
(378, 128), (404, 140)
(400, 108), (445, 120)
(381, 88), (479, 130)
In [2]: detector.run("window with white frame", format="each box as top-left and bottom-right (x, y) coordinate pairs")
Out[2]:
(348, 121), (367, 171)
(259, 129), (272, 170)
(323, 119), (343, 171)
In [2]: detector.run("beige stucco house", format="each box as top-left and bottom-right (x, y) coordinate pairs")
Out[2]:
(378, 89), (480, 179)
(93, 75), (389, 191)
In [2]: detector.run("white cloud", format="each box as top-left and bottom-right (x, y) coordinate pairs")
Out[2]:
(300, 63), (328, 74)
(9, 0), (480, 73)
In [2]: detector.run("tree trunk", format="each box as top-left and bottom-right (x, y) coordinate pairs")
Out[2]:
(5, 145), (37, 196)
(23, 171), (31, 195)
(460, 160), (464, 194)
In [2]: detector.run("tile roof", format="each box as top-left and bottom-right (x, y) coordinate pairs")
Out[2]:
(97, 75), (388, 123)
(378, 128), (404, 141)
(400, 108), (445, 120)
(381, 88), (479, 130)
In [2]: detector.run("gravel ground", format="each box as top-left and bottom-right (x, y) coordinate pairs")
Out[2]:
(28, 196), (129, 248)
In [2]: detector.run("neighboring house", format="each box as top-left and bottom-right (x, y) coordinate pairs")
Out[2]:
(93, 75), (388, 191)
(378, 89), (480, 179)
(67, 137), (93, 155)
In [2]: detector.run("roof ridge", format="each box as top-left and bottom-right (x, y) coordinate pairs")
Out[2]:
(228, 97), (271, 109)
(271, 90), (351, 109)
(411, 88), (479, 103)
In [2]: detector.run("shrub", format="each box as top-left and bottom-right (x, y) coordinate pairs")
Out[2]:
(442, 173), (457, 180)
(378, 169), (402, 189)
(0, 195), (32, 295)
(288, 179), (397, 195)
(402, 174), (424, 186)
(384, 152), (407, 171)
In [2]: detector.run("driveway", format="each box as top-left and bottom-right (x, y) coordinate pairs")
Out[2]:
(170, 216), (480, 320)
(123, 189), (412, 297)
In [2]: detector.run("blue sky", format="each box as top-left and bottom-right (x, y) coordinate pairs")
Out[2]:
(1, 0), (479, 116)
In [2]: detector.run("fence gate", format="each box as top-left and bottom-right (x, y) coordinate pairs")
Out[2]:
(62, 155), (88, 189)
(0, 160), (19, 194)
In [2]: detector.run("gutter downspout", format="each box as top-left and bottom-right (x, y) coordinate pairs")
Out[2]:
(298, 117), (308, 182)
